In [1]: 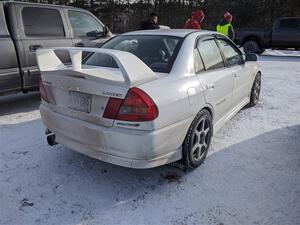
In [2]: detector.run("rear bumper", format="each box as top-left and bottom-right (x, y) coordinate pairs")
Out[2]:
(40, 104), (192, 168)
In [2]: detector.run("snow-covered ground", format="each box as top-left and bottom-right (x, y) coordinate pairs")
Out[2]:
(263, 49), (300, 57)
(0, 53), (300, 225)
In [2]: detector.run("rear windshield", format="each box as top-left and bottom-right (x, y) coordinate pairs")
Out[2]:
(84, 35), (182, 73)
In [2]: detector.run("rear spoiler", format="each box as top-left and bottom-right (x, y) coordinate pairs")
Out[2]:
(36, 47), (157, 87)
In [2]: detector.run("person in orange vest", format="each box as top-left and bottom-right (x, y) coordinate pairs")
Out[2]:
(216, 12), (235, 40)
(184, 10), (205, 30)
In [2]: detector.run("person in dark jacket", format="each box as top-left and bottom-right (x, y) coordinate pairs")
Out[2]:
(140, 13), (160, 30)
(216, 12), (235, 40)
(184, 10), (205, 30)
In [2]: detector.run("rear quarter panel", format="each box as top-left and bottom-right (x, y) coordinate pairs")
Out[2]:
(139, 74), (206, 130)
(132, 73), (206, 152)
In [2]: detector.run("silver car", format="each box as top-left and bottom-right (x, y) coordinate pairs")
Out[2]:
(37, 29), (261, 169)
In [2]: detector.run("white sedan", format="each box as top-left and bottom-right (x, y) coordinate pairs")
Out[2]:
(37, 29), (261, 169)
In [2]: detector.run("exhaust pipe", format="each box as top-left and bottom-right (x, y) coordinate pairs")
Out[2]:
(47, 133), (57, 146)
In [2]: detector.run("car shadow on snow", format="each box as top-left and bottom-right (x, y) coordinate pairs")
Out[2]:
(0, 92), (40, 116)
(0, 119), (299, 224)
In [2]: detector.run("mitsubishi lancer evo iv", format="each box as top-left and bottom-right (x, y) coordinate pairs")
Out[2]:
(37, 29), (261, 169)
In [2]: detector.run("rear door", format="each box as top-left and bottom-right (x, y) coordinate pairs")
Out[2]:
(65, 9), (109, 48)
(272, 18), (300, 48)
(216, 38), (253, 107)
(14, 3), (73, 90)
(195, 37), (234, 122)
(0, 3), (21, 94)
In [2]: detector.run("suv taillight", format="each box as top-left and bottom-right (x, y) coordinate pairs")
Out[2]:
(103, 87), (159, 122)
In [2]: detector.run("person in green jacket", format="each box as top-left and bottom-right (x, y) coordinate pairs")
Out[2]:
(216, 12), (235, 40)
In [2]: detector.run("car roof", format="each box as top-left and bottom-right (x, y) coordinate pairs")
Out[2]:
(122, 29), (217, 38)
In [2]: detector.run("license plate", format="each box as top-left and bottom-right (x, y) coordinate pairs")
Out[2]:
(68, 91), (92, 113)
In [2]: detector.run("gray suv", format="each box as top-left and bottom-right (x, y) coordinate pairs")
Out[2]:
(0, 1), (112, 96)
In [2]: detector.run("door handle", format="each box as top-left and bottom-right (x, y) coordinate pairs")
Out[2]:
(75, 42), (85, 47)
(29, 45), (42, 52)
(206, 83), (215, 90)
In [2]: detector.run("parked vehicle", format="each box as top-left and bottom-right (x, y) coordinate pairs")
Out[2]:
(0, 1), (112, 96)
(37, 29), (261, 169)
(235, 17), (300, 54)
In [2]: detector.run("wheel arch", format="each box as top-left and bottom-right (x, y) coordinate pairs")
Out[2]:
(202, 106), (214, 119)
(180, 106), (214, 168)
(182, 105), (215, 147)
(242, 35), (262, 47)
(202, 106), (214, 135)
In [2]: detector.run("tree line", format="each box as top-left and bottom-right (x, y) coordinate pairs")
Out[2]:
(11, 0), (300, 33)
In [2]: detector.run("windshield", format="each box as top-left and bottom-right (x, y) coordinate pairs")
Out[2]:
(84, 35), (182, 73)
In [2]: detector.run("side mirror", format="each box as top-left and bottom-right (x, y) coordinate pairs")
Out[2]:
(86, 26), (110, 39)
(245, 53), (258, 62)
(86, 30), (102, 38)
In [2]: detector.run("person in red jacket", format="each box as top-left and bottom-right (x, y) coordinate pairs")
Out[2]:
(184, 10), (205, 29)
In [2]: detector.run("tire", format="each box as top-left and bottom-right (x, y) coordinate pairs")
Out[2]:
(182, 109), (213, 169)
(248, 73), (261, 107)
(243, 40), (262, 54)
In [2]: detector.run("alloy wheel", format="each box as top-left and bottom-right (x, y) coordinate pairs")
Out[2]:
(253, 75), (261, 104)
(191, 117), (211, 161)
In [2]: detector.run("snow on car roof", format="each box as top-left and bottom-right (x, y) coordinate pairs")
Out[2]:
(122, 29), (216, 38)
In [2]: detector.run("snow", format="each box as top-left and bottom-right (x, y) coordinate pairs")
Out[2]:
(0, 52), (300, 225)
(263, 49), (300, 57)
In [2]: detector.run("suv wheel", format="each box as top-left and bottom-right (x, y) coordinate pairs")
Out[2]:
(243, 40), (262, 54)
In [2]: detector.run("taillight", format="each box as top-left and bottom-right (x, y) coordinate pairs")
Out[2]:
(102, 98), (123, 119)
(103, 87), (159, 122)
(39, 79), (56, 104)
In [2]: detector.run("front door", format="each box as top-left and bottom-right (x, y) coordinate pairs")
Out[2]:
(66, 9), (109, 48)
(216, 38), (253, 106)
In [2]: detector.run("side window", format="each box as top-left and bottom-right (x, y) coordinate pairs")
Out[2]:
(217, 39), (244, 66)
(22, 7), (65, 37)
(279, 19), (299, 30)
(197, 39), (224, 70)
(68, 11), (103, 37)
(194, 49), (205, 73)
(0, 5), (8, 36)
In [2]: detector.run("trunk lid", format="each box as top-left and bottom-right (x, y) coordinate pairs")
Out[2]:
(37, 47), (157, 127)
